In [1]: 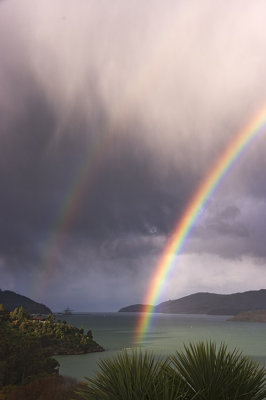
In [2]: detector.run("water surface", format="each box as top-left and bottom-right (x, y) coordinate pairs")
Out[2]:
(55, 312), (266, 380)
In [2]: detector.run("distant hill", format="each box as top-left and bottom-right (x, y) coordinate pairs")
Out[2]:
(0, 289), (52, 314)
(119, 289), (266, 316)
(119, 304), (152, 312)
(228, 309), (266, 323)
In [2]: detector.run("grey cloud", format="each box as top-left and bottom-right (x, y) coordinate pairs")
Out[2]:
(204, 205), (249, 238)
(186, 199), (266, 263)
(219, 206), (241, 220)
(1, 0), (266, 309)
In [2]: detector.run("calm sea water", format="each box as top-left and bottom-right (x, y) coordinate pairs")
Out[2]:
(55, 313), (266, 381)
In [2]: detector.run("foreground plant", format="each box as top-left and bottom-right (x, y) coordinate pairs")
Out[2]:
(77, 342), (266, 400)
(1, 375), (81, 400)
(77, 350), (186, 400)
(171, 341), (266, 400)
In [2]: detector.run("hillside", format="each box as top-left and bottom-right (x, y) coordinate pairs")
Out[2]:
(0, 289), (52, 314)
(0, 306), (104, 389)
(119, 304), (152, 312)
(119, 289), (266, 315)
(228, 309), (266, 322)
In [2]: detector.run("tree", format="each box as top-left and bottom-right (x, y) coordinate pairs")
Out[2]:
(0, 319), (59, 387)
(0, 305), (9, 322)
(86, 330), (93, 339)
(9, 307), (29, 322)
(47, 314), (55, 323)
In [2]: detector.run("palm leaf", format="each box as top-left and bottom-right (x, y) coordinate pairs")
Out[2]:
(170, 341), (266, 400)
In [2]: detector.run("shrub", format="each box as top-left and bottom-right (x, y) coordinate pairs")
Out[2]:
(78, 342), (266, 400)
(77, 350), (186, 400)
(171, 341), (266, 400)
(6, 375), (81, 400)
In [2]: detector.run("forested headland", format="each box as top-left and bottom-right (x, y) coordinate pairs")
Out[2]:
(0, 305), (103, 399)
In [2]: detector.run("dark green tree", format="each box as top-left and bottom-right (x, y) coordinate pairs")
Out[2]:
(47, 314), (55, 323)
(86, 330), (93, 339)
(9, 306), (29, 322)
(0, 319), (59, 387)
(0, 305), (9, 321)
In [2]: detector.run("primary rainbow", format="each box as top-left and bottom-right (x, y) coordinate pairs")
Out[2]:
(136, 106), (266, 343)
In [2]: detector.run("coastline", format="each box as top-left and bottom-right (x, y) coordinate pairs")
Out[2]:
(228, 310), (266, 323)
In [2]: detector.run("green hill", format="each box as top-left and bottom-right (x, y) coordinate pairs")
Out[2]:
(0, 289), (52, 314)
(119, 289), (266, 315)
(118, 304), (152, 312)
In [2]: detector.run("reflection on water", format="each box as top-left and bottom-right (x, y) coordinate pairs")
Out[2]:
(55, 312), (266, 380)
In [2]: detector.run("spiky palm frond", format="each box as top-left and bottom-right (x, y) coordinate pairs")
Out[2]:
(171, 341), (266, 400)
(77, 343), (266, 400)
(76, 350), (186, 400)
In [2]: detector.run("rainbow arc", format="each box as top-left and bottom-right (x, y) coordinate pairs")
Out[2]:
(136, 106), (266, 343)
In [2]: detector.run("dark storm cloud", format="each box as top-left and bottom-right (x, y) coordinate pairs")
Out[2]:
(1, 0), (266, 309)
(186, 199), (266, 263)
(198, 204), (249, 239)
(0, 73), (197, 272)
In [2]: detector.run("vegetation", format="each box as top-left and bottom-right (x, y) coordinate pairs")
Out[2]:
(0, 305), (103, 391)
(119, 289), (266, 315)
(1, 303), (266, 399)
(5, 306), (104, 356)
(171, 342), (266, 399)
(77, 351), (187, 400)
(0, 376), (82, 400)
(229, 309), (266, 323)
(0, 312), (59, 387)
(78, 342), (266, 400)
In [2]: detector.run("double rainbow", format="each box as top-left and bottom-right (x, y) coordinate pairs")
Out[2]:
(136, 106), (266, 343)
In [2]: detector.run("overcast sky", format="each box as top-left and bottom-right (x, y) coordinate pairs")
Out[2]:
(1, 0), (266, 311)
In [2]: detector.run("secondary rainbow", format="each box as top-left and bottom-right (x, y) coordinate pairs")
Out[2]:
(136, 106), (266, 343)
(36, 131), (114, 294)
(34, 16), (182, 295)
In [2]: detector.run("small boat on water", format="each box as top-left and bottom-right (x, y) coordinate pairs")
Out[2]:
(63, 307), (73, 315)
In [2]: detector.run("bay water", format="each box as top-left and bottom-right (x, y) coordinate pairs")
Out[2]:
(55, 312), (266, 381)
